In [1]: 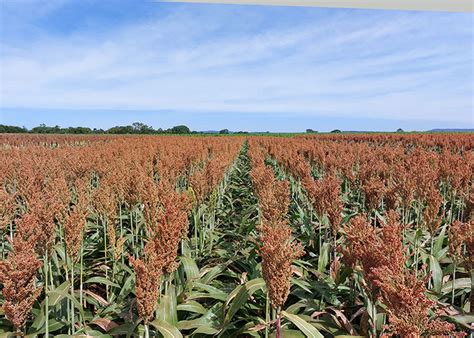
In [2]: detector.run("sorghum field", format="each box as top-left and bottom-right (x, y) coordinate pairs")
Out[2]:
(0, 133), (472, 337)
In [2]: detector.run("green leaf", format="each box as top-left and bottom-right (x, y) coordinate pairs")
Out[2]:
(46, 281), (70, 306)
(192, 282), (228, 301)
(245, 277), (267, 294)
(27, 318), (67, 336)
(434, 223), (447, 256)
(177, 301), (207, 315)
(149, 319), (182, 338)
(291, 277), (312, 293)
(84, 276), (120, 288)
(192, 326), (219, 335)
(181, 256), (199, 281)
(441, 278), (470, 295)
(85, 331), (113, 337)
(29, 307), (45, 332)
(429, 255), (442, 294)
(285, 301), (307, 315)
(108, 323), (138, 337)
(157, 286), (178, 326)
(177, 318), (207, 331)
(281, 311), (324, 338)
(223, 278), (266, 325)
(318, 243), (329, 273)
(200, 264), (227, 284)
(177, 312), (216, 331)
(118, 274), (134, 299)
(270, 329), (306, 338)
(448, 314), (474, 329)
(414, 227), (423, 241)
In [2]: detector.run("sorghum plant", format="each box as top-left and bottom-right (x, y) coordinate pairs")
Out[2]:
(343, 211), (458, 337)
(0, 216), (42, 334)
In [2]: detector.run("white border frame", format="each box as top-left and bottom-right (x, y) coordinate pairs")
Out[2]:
(161, 0), (473, 12)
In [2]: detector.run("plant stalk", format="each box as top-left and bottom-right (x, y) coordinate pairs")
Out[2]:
(276, 311), (281, 338)
(45, 248), (49, 337)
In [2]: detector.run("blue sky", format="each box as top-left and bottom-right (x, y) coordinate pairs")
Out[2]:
(0, 0), (472, 132)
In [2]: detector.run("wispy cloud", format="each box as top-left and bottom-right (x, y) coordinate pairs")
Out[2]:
(0, 2), (472, 128)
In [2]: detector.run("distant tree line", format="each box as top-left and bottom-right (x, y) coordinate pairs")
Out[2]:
(0, 123), (262, 135)
(0, 124), (430, 135)
(0, 122), (195, 135)
(0, 125), (29, 133)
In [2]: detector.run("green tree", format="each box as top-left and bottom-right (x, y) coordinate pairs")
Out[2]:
(31, 124), (55, 133)
(169, 125), (191, 134)
(0, 125), (28, 133)
(132, 122), (155, 134)
(67, 127), (92, 134)
(107, 125), (134, 134)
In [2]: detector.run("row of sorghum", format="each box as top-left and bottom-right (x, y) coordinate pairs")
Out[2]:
(249, 141), (303, 337)
(0, 135), (243, 333)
